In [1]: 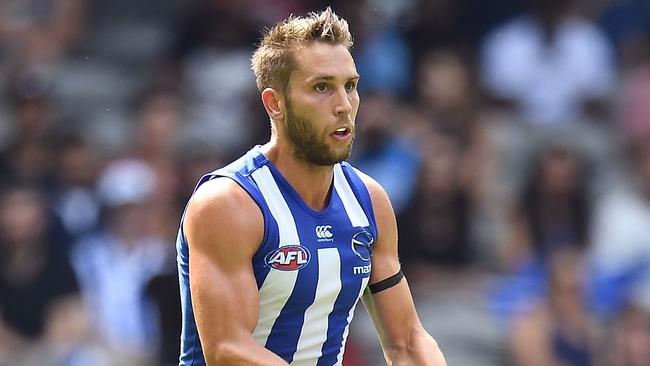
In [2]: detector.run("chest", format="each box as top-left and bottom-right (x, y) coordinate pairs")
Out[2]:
(252, 195), (375, 305)
(259, 209), (373, 279)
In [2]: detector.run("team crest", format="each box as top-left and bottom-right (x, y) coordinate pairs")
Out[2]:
(265, 245), (311, 271)
(351, 230), (374, 262)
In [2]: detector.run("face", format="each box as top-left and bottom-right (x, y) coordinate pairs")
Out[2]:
(282, 42), (360, 166)
(419, 52), (468, 110)
(0, 188), (47, 247)
(540, 148), (579, 195)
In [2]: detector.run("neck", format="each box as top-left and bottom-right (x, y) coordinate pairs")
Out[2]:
(260, 139), (334, 211)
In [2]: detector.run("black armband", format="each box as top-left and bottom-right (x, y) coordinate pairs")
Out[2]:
(369, 269), (404, 294)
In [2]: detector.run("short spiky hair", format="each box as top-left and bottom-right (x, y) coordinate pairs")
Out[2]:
(251, 7), (353, 93)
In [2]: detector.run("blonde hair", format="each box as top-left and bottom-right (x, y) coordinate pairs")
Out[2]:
(251, 7), (353, 94)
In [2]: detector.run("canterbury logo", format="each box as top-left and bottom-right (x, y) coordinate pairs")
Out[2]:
(315, 225), (333, 239)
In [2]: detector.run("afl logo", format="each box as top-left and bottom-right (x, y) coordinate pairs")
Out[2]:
(351, 231), (374, 262)
(265, 245), (311, 271)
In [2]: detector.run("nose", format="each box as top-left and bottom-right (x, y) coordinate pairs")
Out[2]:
(333, 87), (353, 117)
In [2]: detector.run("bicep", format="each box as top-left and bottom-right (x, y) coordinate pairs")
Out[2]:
(188, 241), (261, 339)
(184, 179), (264, 350)
(367, 177), (400, 284)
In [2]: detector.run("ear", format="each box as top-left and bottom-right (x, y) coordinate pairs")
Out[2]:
(261, 87), (284, 120)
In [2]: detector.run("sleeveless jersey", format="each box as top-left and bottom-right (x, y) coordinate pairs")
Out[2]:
(177, 146), (378, 366)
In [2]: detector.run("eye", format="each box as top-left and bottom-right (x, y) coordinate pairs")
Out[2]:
(345, 80), (357, 92)
(314, 83), (328, 93)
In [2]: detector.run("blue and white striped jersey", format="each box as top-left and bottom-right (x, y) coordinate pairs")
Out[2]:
(177, 146), (378, 366)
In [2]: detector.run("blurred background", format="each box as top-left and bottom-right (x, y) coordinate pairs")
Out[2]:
(1, 0), (650, 365)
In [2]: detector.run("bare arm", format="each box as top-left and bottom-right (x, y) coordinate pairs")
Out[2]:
(184, 178), (289, 366)
(359, 173), (447, 366)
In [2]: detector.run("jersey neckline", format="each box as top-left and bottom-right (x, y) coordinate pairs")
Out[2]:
(250, 145), (336, 218)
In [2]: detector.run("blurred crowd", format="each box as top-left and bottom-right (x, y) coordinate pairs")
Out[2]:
(1, 0), (650, 365)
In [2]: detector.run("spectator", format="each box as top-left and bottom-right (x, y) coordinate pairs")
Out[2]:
(132, 89), (186, 244)
(489, 143), (592, 326)
(0, 87), (56, 187)
(399, 129), (474, 270)
(503, 143), (591, 268)
(481, 0), (616, 125)
(409, 48), (508, 266)
(589, 137), (650, 319)
(0, 184), (85, 364)
(71, 159), (169, 364)
(414, 49), (480, 145)
(509, 249), (594, 366)
(412, 48), (492, 202)
(51, 134), (101, 239)
(133, 89), (184, 164)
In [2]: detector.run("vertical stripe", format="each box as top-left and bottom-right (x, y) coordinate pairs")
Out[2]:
(334, 277), (369, 365)
(333, 164), (369, 227)
(251, 166), (301, 346)
(264, 252), (318, 362)
(292, 248), (342, 366)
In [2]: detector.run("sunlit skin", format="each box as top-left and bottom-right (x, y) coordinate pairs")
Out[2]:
(260, 42), (360, 210)
(284, 93), (356, 166)
(283, 43), (359, 165)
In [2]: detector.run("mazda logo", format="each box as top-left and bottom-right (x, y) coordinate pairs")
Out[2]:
(351, 230), (374, 262)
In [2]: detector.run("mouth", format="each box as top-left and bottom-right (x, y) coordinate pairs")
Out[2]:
(331, 127), (352, 139)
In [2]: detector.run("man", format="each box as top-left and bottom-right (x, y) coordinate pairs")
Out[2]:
(177, 8), (447, 366)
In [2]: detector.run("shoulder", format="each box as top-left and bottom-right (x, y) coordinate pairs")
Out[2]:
(188, 176), (256, 213)
(184, 177), (263, 255)
(353, 168), (392, 212)
(351, 169), (400, 280)
(352, 168), (396, 238)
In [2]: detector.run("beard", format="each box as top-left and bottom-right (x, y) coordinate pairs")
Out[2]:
(284, 98), (354, 166)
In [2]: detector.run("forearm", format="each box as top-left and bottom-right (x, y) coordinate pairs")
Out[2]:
(384, 328), (447, 366)
(204, 339), (290, 366)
